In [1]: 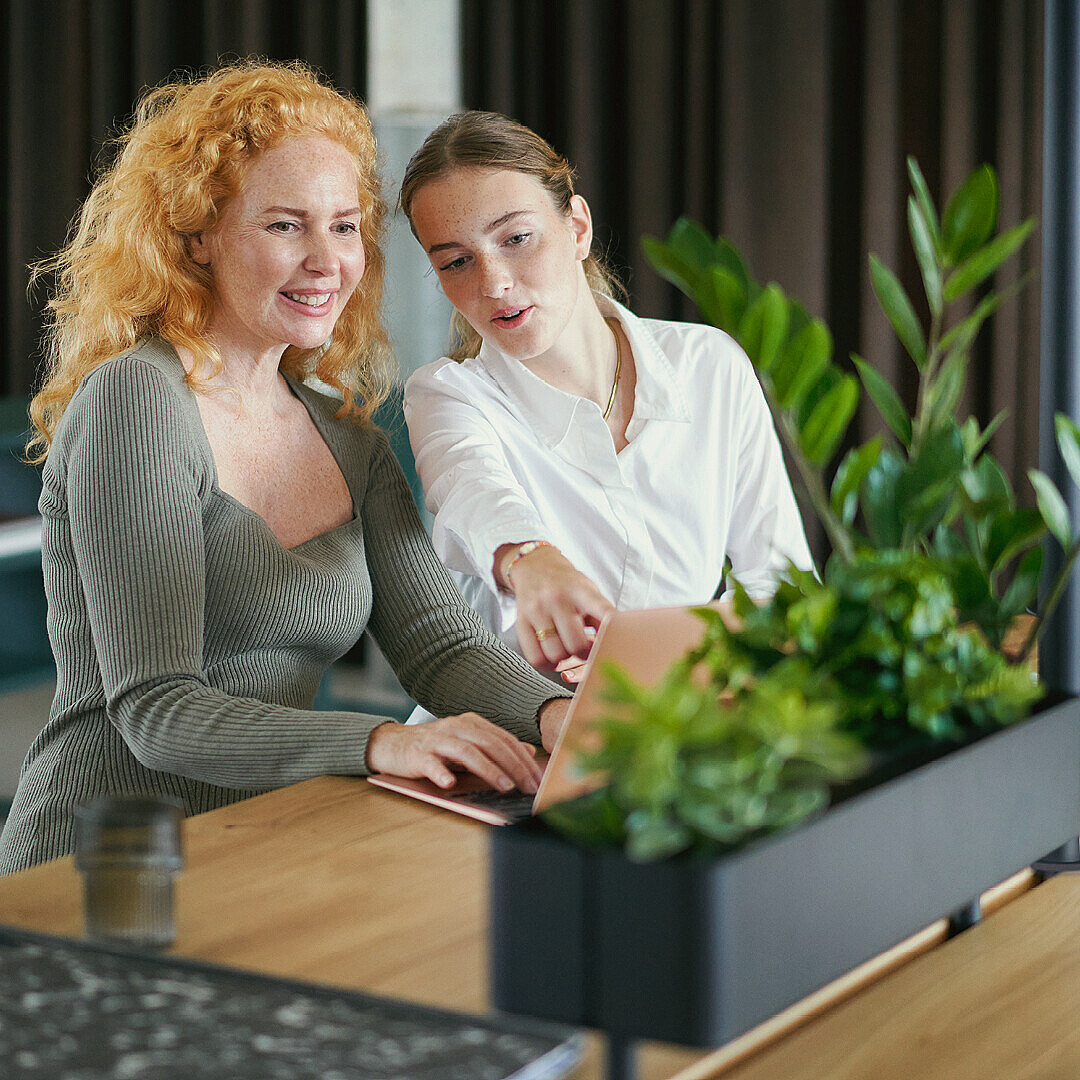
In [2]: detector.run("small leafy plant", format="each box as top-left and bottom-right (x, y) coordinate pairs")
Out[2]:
(545, 158), (1080, 862)
(543, 650), (865, 862)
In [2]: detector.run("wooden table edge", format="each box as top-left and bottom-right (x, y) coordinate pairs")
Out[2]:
(668, 868), (1037, 1080)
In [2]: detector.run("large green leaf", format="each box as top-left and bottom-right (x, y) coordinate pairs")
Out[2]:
(869, 255), (927, 368)
(1000, 545), (1043, 618)
(960, 455), (1013, 514)
(786, 299), (812, 341)
(914, 435), (966, 506)
(851, 353), (912, 446)
(666, 217), (718, 273)
(927, 348), (968, 429)
(908, 196), (943, 316)
(1029, 468), (1072, 547)
(986, 507), (1045, 575)
(901, 475), (961, 536)
(799, 374), (858, 465)
(896, 423), (966, 537)
(830, 436), (883, 525)
(737, 284), (789, 374)
(772, 319), (832, 410)
(796, 365), (840, 429)
(861, 449), (905, 548)
(641, 235), (699, 299)
(697, 265), (747, 332)
(1055, 413), (1080, 490)
(944, 544), (994, 614)
(943, 219), (1036, 302)
(941, 165), (999, 265)
(714, 238), (751, 296)
(907, 157), (941, 250)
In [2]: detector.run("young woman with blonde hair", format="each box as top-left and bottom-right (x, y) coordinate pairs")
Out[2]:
(400, 111), (812, 684)
(0, 67), (569, 874)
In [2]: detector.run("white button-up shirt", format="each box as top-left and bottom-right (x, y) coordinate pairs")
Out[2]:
(403, 294), (813, 658)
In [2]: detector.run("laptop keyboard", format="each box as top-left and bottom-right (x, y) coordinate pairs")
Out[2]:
(445, 788), (536, 822)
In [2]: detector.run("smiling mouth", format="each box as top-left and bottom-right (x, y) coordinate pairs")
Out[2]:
(282, 291), (332, 307)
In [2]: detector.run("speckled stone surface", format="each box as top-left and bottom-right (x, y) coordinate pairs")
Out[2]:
(0, 926), (582, 1079)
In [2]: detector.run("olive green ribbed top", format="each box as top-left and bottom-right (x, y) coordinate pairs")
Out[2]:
(0, 338), (565, 873)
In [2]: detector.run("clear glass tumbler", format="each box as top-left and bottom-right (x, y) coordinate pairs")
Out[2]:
(73, 796), (183, 948)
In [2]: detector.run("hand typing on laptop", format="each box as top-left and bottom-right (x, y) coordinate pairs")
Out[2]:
(368, 607), (711, 824)
(366, 710), (551, 794)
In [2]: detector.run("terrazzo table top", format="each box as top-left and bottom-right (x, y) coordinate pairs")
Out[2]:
(0, 925), (582, 1079)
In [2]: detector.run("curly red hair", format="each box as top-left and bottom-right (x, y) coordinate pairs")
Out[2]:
(29, 59), (393, 461)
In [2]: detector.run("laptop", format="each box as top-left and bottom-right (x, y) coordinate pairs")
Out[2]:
(367, 605), (717, 824)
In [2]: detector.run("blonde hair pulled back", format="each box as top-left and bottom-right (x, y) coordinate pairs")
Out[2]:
(399, 110), (620, 361)
(28, 58), (392, 461)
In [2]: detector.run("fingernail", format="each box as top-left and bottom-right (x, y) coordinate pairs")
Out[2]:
(497, 776), (513, 792)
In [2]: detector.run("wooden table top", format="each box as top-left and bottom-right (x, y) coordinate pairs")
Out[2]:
(0, 776), (702, 1079)
(0, 777), (491, 1007)
(2, 775), (1077, 1080)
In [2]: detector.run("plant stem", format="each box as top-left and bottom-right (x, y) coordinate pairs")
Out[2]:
(910, 305), (943, 459)
(764, 388), (854, 567)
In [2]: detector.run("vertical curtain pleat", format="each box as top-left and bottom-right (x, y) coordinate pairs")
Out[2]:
(1, 0), (367, 398)
(462, 0), (1044, 559)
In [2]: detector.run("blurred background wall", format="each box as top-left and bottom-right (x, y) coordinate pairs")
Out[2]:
(0, 0), (1044, 499)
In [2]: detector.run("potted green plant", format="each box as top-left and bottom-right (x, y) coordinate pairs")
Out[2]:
(490, 160), (1080, 1048)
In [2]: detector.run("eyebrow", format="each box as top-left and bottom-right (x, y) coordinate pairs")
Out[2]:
(262, 205), (363, 218)
(426, 209), (533, 255)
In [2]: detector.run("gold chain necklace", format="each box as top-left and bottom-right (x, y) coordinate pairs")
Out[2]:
(603, 319), (623, 420)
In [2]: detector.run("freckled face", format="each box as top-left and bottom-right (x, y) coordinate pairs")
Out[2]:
(409, 167), (593, 362)
(190, 135), (367, 358)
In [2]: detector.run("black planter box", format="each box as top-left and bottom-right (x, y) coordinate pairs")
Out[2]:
(490, 694), (1080, 1047)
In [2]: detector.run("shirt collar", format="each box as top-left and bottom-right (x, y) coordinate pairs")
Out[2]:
(475, 293), (691, 449)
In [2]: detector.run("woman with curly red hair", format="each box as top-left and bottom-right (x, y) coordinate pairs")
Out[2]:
(0, 63), (569, 874)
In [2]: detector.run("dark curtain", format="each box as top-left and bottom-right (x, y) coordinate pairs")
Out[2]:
(462, 0), (1043, 559)
(1, 0), (367, 397)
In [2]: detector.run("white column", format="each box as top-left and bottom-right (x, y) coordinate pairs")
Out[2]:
(368, 0), (462, 383)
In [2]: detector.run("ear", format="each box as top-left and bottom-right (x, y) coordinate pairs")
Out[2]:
(568, 194), (593, 263)
(188, 232), (212, 266)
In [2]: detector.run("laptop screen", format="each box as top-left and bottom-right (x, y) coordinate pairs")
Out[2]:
(533, 605), (715, 812)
